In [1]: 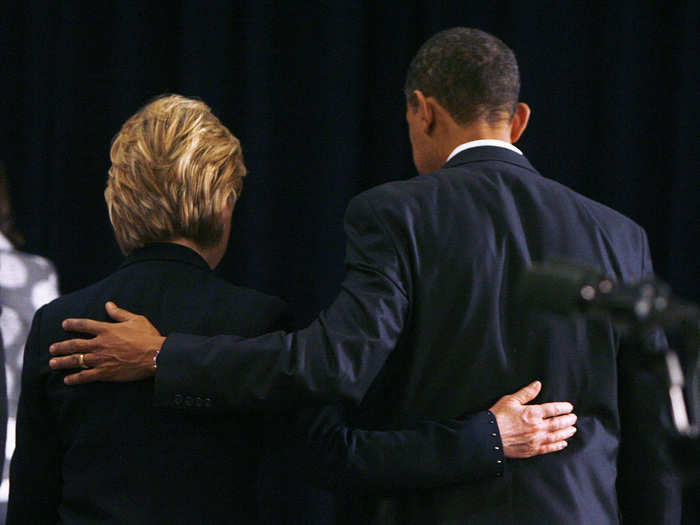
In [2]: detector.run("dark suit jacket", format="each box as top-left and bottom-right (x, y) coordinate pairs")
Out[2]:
(8, 244), (287, 524)
(8, 242), (511, 525)
(153, 147), (679, 524)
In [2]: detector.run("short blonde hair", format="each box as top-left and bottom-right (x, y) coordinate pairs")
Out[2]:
(105, 94), (246, 255)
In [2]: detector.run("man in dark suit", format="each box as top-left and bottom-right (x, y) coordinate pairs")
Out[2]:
(50, 28), (675, 523)
(12, 93), (577, 525)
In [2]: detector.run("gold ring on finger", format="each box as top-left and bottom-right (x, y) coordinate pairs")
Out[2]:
(78, 353), (90, 369)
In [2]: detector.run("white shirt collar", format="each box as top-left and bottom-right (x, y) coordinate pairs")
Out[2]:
(445, 139), (523, 163)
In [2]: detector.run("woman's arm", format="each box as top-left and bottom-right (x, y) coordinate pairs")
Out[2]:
(282, 380), (575, 492)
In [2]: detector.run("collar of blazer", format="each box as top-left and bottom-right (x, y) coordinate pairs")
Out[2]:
(443, 145), (538, 174)
(118, 242), (211, 272)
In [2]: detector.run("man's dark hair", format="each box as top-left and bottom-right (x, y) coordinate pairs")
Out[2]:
(404, 27), (520, 126)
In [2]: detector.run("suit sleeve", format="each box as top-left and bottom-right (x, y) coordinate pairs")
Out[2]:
(616, 228), (682, 525)
(284, 405), (505, 491)
(155, 194), (409, 410)
(7, 306), (62, 525)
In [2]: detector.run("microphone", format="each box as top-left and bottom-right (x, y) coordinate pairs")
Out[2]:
(517, 259), (700, 437)
(517, 260), (696, 328)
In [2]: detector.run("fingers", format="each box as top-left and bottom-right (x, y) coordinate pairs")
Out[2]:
(539, 401), (574, 418)
(544, 413), (577, 431)
(50, 337), (97, 356)
(61, 318), (111, 336)
(48, 351), (104, 385)
(507, 437), (570, 459)
(535, 440), (568, 455)
(544, 425), (577, 444)
(510, 427), (576, 459)
(105, 301), (138, 322)
(509, 380), (542, 404)
(49, 350), (105, 371)
(63, 369), (103, 385)
(522, 421), (577, 457)
(49, 354), (85, 371)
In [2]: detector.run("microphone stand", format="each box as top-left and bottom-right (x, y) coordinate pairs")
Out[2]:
(520, 262), (700, 520)
(577, 276), (699, 438)
(521, 262), (700, 437)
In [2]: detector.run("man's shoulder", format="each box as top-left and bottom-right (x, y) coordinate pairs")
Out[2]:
(532, 173), (645, 233)
(348, 151), (534, 209)
(345, 156), (646, 249)
(445, 150), (644, 233)
(347, 174), (434, 216)
(355, 174), (432, 199)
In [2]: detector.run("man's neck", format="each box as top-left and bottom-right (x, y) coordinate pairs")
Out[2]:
(445, 139), (522, 163)
(436, 119), (514, 167)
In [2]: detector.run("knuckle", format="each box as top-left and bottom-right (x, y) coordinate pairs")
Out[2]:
(521, 408), (536, 423)
(548, 418), (564, 431)
(529, 430), (543, 445)
(526, 408), (543, 422)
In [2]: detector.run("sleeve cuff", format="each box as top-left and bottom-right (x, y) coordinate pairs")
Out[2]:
(485, 410), (506, 478)
(153, 333), (216, 410)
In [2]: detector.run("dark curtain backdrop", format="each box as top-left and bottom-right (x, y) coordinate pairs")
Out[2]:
(1, 1), (698, 325)
(1, 1), (699, 522)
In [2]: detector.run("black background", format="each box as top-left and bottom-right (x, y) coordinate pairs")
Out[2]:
(1, 1), (699, 521)
(1, 1), (698, 325)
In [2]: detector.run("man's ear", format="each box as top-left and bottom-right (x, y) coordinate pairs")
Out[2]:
(413, 90), (435, 134)
(510, 102), (531, 143)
